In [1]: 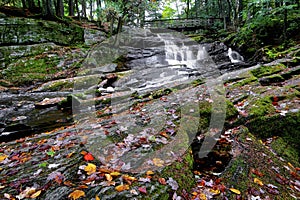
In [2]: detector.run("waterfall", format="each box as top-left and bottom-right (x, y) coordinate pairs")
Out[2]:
(158, 33), (208, 69)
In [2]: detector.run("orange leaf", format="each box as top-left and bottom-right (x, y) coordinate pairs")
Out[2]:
(80, 151), (88, 155)
(64, 181), (75, 187)
(84, 153), (94, 161)
(95, 195), (100, 200)
(158, 177), (166, 185)
(68, 190), (85, 200)
(115, 184), (129, 192)
(229, 188), (241, 195)
(122, 175), (137, 182)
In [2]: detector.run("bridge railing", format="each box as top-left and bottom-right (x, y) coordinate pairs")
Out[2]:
(143, 17), (224, 29)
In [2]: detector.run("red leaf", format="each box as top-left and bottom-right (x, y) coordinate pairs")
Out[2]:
(138, 187), (147, 194)
(84, 153), (94, 161)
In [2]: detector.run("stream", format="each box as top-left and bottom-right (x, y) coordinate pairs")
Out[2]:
(1, 28), (248, 146)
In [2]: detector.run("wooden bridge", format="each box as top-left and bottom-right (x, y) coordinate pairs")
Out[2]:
(143, 17), (225, 31)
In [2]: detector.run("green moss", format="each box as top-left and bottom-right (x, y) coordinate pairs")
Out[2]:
(160, 151), (195, 194)
(233, 75), (257, 87)
(224, 155), (249, 192)
(191, 78), (204, 87)
(2, 56), (61, 85)
(271, 137), (299, 166)
(46, 80), (74, 91)
(251, 64), (286, 78)
(249, 96), (275, 117)
(246, 112), (300, 160)
(225, 100), (238, 120)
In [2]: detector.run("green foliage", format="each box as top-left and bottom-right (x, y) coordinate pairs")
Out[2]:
(161, 6), (176, 19)
(231, 3), (300, 56)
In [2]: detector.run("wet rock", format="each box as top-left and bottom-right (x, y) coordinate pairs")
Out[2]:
(35, 97), (66, 109)
(84, 28), (106, 45)
(0, 123), (32, 142)
(259, 74), (285, 86)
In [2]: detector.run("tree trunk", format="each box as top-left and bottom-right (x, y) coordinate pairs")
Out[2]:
(89, 0), (93, 20)
(96, 0), (101, 20)
(22, 0), (27, 9)
(42, 0), (55, 19)
(69, 0), (74, 16)
(186, 0), (190, 18)
(75, 0), (80, 19)
(56, 0), (64, 18)
(82, 0), (87, 18)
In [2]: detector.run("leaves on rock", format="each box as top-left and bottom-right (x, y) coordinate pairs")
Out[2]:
(84, 163), (97, 175)
(68, 190), (85, 200)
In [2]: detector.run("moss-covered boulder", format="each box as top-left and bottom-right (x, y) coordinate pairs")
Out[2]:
(0, 17), (84, 46)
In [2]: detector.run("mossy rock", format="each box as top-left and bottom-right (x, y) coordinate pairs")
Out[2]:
(248, 96), (275, 118)
(259, 74), (285, 85)
(246, 112), (300, 163)
(251, 64), (286, 78)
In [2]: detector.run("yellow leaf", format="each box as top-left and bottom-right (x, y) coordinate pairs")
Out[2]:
(122, 175), (137, 181)
(254, 178), (264, 186)
(288, 162), (295, 170)
(153, 158), (164, 167)
(209, 189), (220, 195)
(31, 190), (42, 198)
(68, 190), (85, 200)
(229, 188), (241, 195)
(0, 185), (5, 189)
(115, 184), (129, 192)
(105, 174), (113, 181)
(0, 154), (8, 162)
(110, 172), (121, 176)
(199, 193), (207, 200)
(95, 195), (100, 200)
(84, 163), (96, 175)
(146, 170), (154, 175)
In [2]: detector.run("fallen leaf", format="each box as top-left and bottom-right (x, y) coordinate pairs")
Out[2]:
(68, 190), (85, 200)
(0, 154), (8, 162)
(110, 171), (121, 176)
(254, 178), (264, 186)
(115, 184), (129, 192)
(158, 177), (166, 185)
(209, 189), (220, 195)
(95, 195), (100, 200)
(153, 158), (164, 167)
(138, 187), (147, 194)
(229, 188), (241, 195)
(84, 163), (96, 175)
(167, 177), (179, 190)
(30, 190), (42, 198)
(105, 174), (113, 181)
(266, 187), (279, 195)
(146, 170), (154, 175)
(251, 168), (264, 177)
(84, 153), (94, 161)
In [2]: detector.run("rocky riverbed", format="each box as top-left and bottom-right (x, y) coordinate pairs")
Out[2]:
(0, 16), (299, 199)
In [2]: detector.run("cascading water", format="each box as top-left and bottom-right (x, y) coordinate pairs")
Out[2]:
(158, 33), (208, 70)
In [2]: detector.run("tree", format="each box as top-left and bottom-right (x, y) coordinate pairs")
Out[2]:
(56, 0), (64, 17)
(42, 0), (55, 19)
(69, 0), (75, 16)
